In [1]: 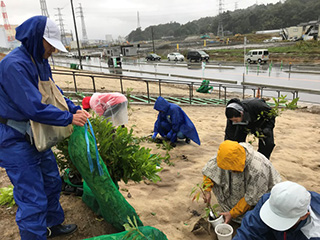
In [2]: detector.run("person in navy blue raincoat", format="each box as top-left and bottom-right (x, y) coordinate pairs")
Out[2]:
(234, 181), (320, 240)
(0, 16), (89, 240)
(152, 96), (200, 145)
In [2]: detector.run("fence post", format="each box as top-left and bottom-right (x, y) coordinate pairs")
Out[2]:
(189, 82), (194, 104)
(120, 76), (124, 94)
(146, 81), (150, 104)
(223, 86), (227, 104)
(72, 71), (78, 92)
(158, 79), (162, 96)
(91, 76), (96, 92)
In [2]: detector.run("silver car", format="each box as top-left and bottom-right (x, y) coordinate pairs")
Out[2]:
(167, 52), (184, 61)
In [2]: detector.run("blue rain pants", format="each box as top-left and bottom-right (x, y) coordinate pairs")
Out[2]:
(0, 141), (64, 240)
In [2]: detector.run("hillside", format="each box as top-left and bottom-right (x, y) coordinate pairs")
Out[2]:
(127, 0), (320, 42)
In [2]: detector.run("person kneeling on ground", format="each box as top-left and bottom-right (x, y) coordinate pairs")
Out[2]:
(225, 97), (276, 159)
(82, 92), (128, 127)
(202, 140), (281, 224)
(152, 96), (200, 146)
(234, 181), (320, 240)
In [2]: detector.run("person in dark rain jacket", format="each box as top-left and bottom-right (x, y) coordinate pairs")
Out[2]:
(224, 98), (275, 159)
(152, 96), (200, 146)
(234, 181), (320, 240)
(0, 16), (89, 240)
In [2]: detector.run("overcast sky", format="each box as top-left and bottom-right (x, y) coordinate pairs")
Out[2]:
(4, 0), (281, 40)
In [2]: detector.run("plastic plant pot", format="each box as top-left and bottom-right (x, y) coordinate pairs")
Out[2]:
(208, 212), (224, 229)
(215, 223), (234, 240)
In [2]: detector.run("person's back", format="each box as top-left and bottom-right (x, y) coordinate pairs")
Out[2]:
(202, 140), (281, 223)
(152, 96), (200, 145)
(224, 98), (275, 159)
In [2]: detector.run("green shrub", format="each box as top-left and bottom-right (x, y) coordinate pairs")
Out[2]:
(55, 115), (169, 185)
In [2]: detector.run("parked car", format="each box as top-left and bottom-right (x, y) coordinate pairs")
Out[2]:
(245, 49), (269, 64)
(167, 52), (184, 61)
(187, 50), (209, 62)
(66, 52), (75, 58)
(146, 53), (161, 61)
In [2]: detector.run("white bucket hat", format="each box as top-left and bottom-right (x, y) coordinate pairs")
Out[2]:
(259, 181), (311, 231)
(43, 18), (68, 53)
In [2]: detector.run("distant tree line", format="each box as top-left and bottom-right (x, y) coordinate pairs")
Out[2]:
(127, 0), (320, 42)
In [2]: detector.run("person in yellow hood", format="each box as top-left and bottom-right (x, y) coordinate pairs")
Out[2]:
(202, 140), (281, 224)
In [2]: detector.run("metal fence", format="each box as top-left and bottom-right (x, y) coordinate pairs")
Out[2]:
(52, 68), (320, 105)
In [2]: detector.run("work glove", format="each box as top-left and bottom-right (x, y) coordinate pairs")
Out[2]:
(152, 132), (158, 139)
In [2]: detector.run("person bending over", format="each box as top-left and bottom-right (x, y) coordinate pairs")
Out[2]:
(234, 181), (320, 240)
(202, 140), (281, 224)
(225, 97), (276, 159)
(152, 96), (200, 146)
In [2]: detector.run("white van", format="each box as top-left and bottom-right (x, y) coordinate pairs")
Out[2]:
(246, 49), (269, 64)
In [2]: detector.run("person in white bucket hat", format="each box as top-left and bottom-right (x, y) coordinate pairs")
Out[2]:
(0, 16), (90, 240)
(234, 181), (320, 239)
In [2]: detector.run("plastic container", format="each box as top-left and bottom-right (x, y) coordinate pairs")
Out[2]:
(215, 223), (233, 240)
(208, 212), (224, 229)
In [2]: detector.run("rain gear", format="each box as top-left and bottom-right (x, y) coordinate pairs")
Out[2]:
(152, 96), (200, 145)
(202, 142), (281, 223)
(225, 98), (276, 159)
(234, 192), (320, 240)
(0, 16), (80, 240)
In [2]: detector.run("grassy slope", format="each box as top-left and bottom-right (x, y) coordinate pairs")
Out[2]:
(206, 35), (320, 65)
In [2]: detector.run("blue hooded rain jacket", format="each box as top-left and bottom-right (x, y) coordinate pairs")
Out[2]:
(153, 96), (200, 145)
(0, 16), (80, 240)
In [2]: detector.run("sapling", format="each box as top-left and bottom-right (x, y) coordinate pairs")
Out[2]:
(248, 95), (299, 143)
(190, 179), (220, 220)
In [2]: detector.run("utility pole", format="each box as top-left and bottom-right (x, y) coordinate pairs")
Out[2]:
(151, 27), (155, 53)
(217, 0), (224, 38)
(137, 11), (141, 29)
(70, 0), (82, 70)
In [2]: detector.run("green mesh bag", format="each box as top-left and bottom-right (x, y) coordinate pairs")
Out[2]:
(68, 124), (143, 231)
(82, 181), (101, 216)
(83, 226), (168, 240)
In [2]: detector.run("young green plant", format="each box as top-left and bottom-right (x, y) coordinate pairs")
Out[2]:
(190, 179), (220, 220)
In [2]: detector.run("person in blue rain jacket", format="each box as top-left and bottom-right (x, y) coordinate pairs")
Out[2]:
(152, 96), (200, 145)
(234, 181), (320, 240)
(0, 16), (90, 240)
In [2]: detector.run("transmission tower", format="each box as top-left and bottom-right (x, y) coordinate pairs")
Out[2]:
(77, 3), (88, 43)
(39, 0), (50, 17)
(1, 1), (15, 42)
(137, 11), (141, 29)
(217, 0), (224, 38)
(235, 2), (238, 10)
(54, 8), (68, 46)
